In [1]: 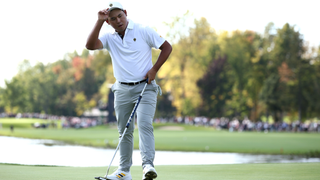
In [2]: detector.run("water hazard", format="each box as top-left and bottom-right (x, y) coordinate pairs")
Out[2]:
(0, 136), (319, 167)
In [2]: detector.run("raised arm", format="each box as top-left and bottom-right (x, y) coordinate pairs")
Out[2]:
(85, 9), (109, 50)
(145, 40), (172, 84)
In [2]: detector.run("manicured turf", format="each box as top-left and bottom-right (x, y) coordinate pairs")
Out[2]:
(0, 118), (57, 128)
(1, 124), (320, 156)
(1, 118), (320, 179)
(1, 118), (320, 156)
(1, 163), (320, 180)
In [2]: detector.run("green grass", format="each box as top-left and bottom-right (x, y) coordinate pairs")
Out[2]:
(1, 118), (320, 156)
(1, 118), (320, 179)
(1, 163), (320, 180)
(0, 118), (60, 128)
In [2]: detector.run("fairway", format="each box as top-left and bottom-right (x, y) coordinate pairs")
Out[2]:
(1, 122), (320, 156)
(0, 118), (58, 128)
(1, 163), (320, 180)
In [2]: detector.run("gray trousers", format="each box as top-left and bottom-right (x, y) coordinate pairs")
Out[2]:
(111, 80), (161, 172)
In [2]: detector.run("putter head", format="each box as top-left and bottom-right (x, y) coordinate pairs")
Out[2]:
(94, 177), (108, 180)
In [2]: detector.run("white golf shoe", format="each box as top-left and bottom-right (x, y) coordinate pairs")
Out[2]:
(142, 164), (157, 180)
(105, 169), (132, 180)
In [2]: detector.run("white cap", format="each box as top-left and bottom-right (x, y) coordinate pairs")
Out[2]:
(108, 2), (124, 11)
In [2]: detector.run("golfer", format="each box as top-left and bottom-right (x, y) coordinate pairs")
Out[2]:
(86, 1), (172, 180)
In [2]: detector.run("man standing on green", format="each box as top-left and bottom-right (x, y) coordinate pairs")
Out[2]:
(86, 1), (172, 180)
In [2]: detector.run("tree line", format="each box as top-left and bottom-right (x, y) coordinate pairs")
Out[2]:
(0, 14), (319, 122)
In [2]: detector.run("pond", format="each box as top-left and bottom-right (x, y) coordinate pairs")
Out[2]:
(0, 136), (319, 167)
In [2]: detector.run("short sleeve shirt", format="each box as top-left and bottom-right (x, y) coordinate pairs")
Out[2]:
(99, 20), (166, 82)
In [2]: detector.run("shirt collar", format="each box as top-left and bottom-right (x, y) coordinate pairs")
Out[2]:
(127, 19), (134, 29)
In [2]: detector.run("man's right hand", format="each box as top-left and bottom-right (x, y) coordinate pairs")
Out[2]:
(85, 9), (108, 50)
(98, 9), (109, 22)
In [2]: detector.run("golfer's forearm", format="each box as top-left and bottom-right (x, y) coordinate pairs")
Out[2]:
(153, 41), (172, 72)
(86, 20), (104, 50)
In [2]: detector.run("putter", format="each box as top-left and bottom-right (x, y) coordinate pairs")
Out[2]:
(95, 79), (149, 180)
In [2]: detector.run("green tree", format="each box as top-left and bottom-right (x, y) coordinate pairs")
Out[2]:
(160, 15), (215, 116)
(2, 77), (27, 113)
(90, 50), (113, 104)
(249, 22), (276, 121)
(1, 50), (108, 116)
(259, 73), (281, 121)
(155, 91), (176, 118)
(197, 56), (232, 117)
(17, 62), (58, 114)
(216, 30), (262, 119)
(299, 45), (320, 118)
(269, 23), (306, 121)
(0, 87), (4, 112)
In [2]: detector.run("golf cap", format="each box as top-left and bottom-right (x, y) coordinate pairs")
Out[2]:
(108, 2), (124, 11)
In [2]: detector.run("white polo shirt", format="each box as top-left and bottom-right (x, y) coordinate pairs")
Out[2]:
(99, 20), (165, 82)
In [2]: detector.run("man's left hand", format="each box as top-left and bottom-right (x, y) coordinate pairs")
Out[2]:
(145, 68), (157, 84)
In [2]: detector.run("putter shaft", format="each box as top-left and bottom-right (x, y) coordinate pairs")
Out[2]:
(103, 79), (149, 178)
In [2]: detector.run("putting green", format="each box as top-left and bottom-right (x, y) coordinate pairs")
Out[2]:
(1, 163), (320, 180)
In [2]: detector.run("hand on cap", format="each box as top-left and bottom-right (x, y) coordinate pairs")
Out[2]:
(98, 9), (109, 22)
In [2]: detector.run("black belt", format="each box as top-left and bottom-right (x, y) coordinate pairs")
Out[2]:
(119, 79), (147, 86)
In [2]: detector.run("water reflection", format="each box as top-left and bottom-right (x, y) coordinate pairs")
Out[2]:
(0, 136), (319, 167)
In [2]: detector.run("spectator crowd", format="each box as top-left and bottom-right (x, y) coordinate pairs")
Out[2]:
(154, 116), (320, 133)
(0, 112), (101, 129)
